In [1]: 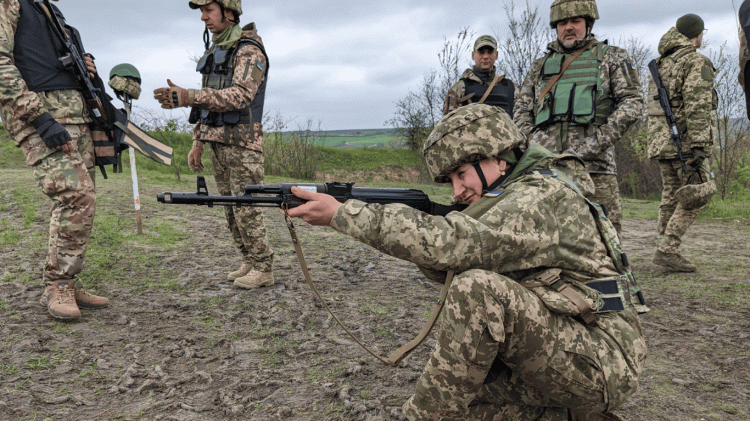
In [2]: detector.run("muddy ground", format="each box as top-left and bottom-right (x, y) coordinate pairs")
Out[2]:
(1, 168), (749, 421)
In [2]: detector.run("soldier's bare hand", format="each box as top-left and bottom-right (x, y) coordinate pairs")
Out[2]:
(84, 54), (97, 78)
(283, 186), (341, 226)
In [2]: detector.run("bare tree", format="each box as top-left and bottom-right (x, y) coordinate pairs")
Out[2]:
(438, 27), (475, 95)
(708, 41), (750, 199)
(494, 0), (548, 84)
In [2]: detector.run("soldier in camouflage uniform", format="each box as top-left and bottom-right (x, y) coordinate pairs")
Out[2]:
(443, 35), (516, 118)
(0, 0), (110, 320)
(154, 0), (274, 288)
(647, 14), (717, 272)
(286, 104), (646, 420)
(739, 0), (750, 119)
(514, 0), (643, 235)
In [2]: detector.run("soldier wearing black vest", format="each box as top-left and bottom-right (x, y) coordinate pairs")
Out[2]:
(154, 0), (274, 289)
(443, 35), (516, 118)
(0, 0), (110, 320)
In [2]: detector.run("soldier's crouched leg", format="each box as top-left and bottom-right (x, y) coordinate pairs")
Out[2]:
(403, 269), (616, 420)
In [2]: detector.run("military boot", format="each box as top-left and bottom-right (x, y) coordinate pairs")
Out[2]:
(40, 281), (81, 320)
(234, 269), (274, 289)
(227, 262), (253, 281)
(653, 250), (697, 272)
(71, 278), (109, 308)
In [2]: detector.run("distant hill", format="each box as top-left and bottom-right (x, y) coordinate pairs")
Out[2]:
(287, 128), (403, 149)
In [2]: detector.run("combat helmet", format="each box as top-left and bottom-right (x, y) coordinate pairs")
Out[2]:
(108, 63), (141, 100)
(189, 0), (242, 17)
(549, 0), (599, 28)
(423, 104), (525, 183)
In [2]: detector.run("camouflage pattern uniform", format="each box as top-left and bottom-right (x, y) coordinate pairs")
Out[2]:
(647, 27), (717, 257)
(192, 22), (274, 273)
(0, 0), (97, 285)
(514, 1), (643, 234)
(330, 105), (646, 420)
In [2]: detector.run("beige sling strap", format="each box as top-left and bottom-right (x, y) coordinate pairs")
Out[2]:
(283, 210), (454, 367)
(536, 40), (596, 108)
(478, 75), (505, 104)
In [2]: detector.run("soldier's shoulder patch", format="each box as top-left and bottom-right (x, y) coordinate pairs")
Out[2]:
(250, 60), (265, 83)
(701, 65), (713, 82)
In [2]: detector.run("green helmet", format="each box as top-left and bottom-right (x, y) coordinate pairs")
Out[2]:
(423, 104), (526, 183)
(108, 63), (142, 100)
(550, 0), (599, 27)
(189, 0), (242, 17)
(109, 63), (141, 83)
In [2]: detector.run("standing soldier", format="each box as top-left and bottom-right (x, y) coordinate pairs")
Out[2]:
(0, 0), (110, 320)
(647, 14), (717, 272)
(739, 0), (750, 119)
(154, 0), (274, 288)
(443, 35), (516, 117)
(514, 0), (643, 234)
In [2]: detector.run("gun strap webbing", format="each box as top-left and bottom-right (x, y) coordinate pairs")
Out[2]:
(283, 209), (454, 367)
(536, 39), (595, 108)
(478, 75), (505, 104)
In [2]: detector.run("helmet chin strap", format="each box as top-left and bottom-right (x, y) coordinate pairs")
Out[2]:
(471, 161), (489, 192)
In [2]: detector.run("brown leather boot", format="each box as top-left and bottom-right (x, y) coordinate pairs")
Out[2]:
(227, 262), (253, 281)
(234, 269), (274, 289)
(72, 278), (109, 308)
(40, 281), (81, 320)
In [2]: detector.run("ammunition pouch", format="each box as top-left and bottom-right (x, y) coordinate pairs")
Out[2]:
(91, 109), (129, 178)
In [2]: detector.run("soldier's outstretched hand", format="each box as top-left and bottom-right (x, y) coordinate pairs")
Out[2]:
(283, 186), (342, 226)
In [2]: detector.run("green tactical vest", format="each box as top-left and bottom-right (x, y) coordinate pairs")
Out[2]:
(534, 43), (614, 128)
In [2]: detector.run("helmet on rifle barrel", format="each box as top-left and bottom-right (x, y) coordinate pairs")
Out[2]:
(189, 0), (242, 17)
(108, 63), (142, 100)
(550, 0), (599, 28)
(423, 104), (526, 183)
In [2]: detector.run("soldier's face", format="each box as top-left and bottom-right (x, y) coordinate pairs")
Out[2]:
(200, 2), (233, 34)
(556, 17), (588, 48)
(448, 158), (508, 205)
(472, 47), (499, 70)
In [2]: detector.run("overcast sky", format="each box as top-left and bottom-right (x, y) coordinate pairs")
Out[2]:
(53, 0), (746, 130)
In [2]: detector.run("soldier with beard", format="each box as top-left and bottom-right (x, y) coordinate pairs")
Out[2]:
(154, 0), (274, 289)
(514, 0), (643, 235)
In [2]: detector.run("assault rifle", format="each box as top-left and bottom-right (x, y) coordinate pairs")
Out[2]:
(37, 0), (107, 124)
(648, 59), (693, 180)
(157, 176), (467, 216)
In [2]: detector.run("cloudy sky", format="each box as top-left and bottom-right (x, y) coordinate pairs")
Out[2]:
(53, 0), (746, 130)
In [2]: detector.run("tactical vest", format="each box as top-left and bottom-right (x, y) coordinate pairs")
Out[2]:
(463, 78), (515, 118)
(14, 0), (80, 92)
(190, 39), (268, 128)
(534, 43), (614, 128)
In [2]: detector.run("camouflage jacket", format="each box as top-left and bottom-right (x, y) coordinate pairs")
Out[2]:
(192, 23), (267, 152)
(647, 27), (717, 160)
(329, 145), (645, 402)
(443, 67), (517, 115)
(513, 35), (643, 174)
(0, 0), (91, 149)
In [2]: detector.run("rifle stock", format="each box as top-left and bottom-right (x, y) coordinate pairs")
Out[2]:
(157, 176), (466, 217)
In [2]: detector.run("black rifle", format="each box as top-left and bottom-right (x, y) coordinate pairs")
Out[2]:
(157, 176), (467, 217)
(648, 59), (702, 184)
(37, 0), (107, 124)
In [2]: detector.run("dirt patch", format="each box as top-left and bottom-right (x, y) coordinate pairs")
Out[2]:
(1, 170), (749, 420)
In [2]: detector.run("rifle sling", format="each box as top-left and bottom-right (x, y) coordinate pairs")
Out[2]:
(478, 75), (505, 104)
(536, 40), (595, 108)
(282, 209), (454, 367)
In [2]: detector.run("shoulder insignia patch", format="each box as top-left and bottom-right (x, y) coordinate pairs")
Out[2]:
(250, 60), (265, 83)
(701, 65), (713, 82)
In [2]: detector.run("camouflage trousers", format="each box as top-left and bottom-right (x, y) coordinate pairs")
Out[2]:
(403, 270), (645, 421)
(656, 159), (711, 254)
(589, 174), (622, 235)
(209, 143), (273, 271)
(22, 124), (96, 284)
